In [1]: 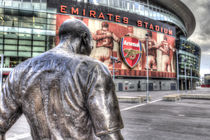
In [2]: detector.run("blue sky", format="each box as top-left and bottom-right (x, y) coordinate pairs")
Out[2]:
(182, 0), (210, 77)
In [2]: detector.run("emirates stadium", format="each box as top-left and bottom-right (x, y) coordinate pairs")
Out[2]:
(0, 0), (201, 91)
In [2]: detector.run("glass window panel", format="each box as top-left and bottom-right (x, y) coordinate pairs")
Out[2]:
(47, 14), (56, 19)
(140, 5), (144, 15)
(5, 1), (13, 7)
(45, 30), (56, 36)
(32, 3), (41, 10)
(33, 46), (45, 51)
(12, 1), (20, 8)
(33, 0), (40, 2)
(4, 33), (18, 38)
(4, 21), (13, 26)
(5, 39), (17, 45)
(32, 52), (42, 57)
(145, 8), (149, 17)
(36, 12), (47, 18)
(19, 52), (31, 57)
(0, 8), (3, 14)
(19, 22), (33, 28)
(4, 51), (17, 56)
(19, 10), (33, 18)
(14, 21), (19, 27)
(41, 2), (47, 10)
(19, 46), (31, 51)
(19, 40), (31, 45)
(0, 44), (3, 50)
(19, 34), (32, 40)
(19, 28), (32, 34)
(19, 16), (33, 23)
(129, 2), (134, 12)
(4, 45), (17, 50)
(0, 39), (3, 44)
(4, 15), (18, 21)
(22, 2), (33, 10)
(34, 17), (47, 24)
(47, 24), (56, 30)
(47, 19), (56, 25)
(33, 23), (46, 29)
(33, 29), (46, 35)
(33, 35), (46, 40)
(23, 0), (31, 2)
(33, 41), (45, 46)
(134, 2), (140, 13)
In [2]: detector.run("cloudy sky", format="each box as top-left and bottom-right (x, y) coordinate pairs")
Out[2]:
(182, 0), (210, 77)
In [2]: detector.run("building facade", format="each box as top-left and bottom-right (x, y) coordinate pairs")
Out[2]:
(176, 37), (201, 90)
(0, 0), (56, 78)
(0, 0), (201, 91)
(202, 74), (210, 88)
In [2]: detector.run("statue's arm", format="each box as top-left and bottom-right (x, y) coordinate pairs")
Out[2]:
(86, 63), (124, 140)
(0, 72), (22, 138)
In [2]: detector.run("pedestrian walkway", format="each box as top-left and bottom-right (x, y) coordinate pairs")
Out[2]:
(117, 87), (210, 102)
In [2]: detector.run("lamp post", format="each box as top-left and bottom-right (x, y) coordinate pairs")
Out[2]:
(184, 58), (187, 93)
(146, 33), (149, 103)
(110, 56), (120, 81)
(190, 64), (193, 93)
(176, 49), (179, 92)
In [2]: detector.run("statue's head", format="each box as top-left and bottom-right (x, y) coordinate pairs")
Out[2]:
(59, 19), (93, 56)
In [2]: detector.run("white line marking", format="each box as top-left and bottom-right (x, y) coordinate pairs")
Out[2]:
(121, 99), (162, 112)
(7, 133), (31, 140)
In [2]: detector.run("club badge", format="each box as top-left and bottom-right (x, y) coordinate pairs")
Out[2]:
(120, 36), (142, 69)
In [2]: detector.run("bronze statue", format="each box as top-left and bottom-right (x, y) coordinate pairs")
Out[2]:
(0, 19), (124, 140)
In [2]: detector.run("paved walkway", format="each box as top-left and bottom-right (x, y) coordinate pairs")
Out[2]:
(117, 87), (209, 101)
(5, 87), (210, 140)
(121, 99), (210, 140)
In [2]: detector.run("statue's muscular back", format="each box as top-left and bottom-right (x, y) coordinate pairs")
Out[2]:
(9, 46), (123, 140)
(11, 47), (101, 139)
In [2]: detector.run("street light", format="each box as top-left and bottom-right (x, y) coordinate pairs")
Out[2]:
(110, 56), (120, 81)
(190, 64), (193, 93)
(176, 48), (179, 93)
(184, 58), (187, 93)
(145, 33), (149, 103)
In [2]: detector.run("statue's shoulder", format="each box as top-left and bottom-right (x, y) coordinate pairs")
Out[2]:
(79, 55), (106, 67)
(78, 55), (110, 75)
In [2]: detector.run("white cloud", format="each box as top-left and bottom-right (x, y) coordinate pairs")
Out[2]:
(182, 0), (210, 76)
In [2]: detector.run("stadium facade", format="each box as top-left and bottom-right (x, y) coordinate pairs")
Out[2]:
(0, 0), (201, 91)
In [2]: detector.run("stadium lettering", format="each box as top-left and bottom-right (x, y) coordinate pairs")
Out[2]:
(60, 5), (173, 36)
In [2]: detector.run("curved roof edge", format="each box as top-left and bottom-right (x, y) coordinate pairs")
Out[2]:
(150, 0), (196, 38)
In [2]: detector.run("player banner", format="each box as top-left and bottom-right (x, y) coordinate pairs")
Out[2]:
(56, 14), (176, 78)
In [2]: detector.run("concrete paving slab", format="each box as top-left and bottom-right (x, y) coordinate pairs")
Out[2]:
(137, 95), (152, 102)
(181, 94), (210, 100)
(118, 96), (143, 103)
(163, 94), (210, 101)
(121, 99), (210, 140)
(163, 94), (181, 101)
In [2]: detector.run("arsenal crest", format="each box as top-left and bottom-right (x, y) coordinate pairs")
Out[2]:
(120, 36), (142, 69)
